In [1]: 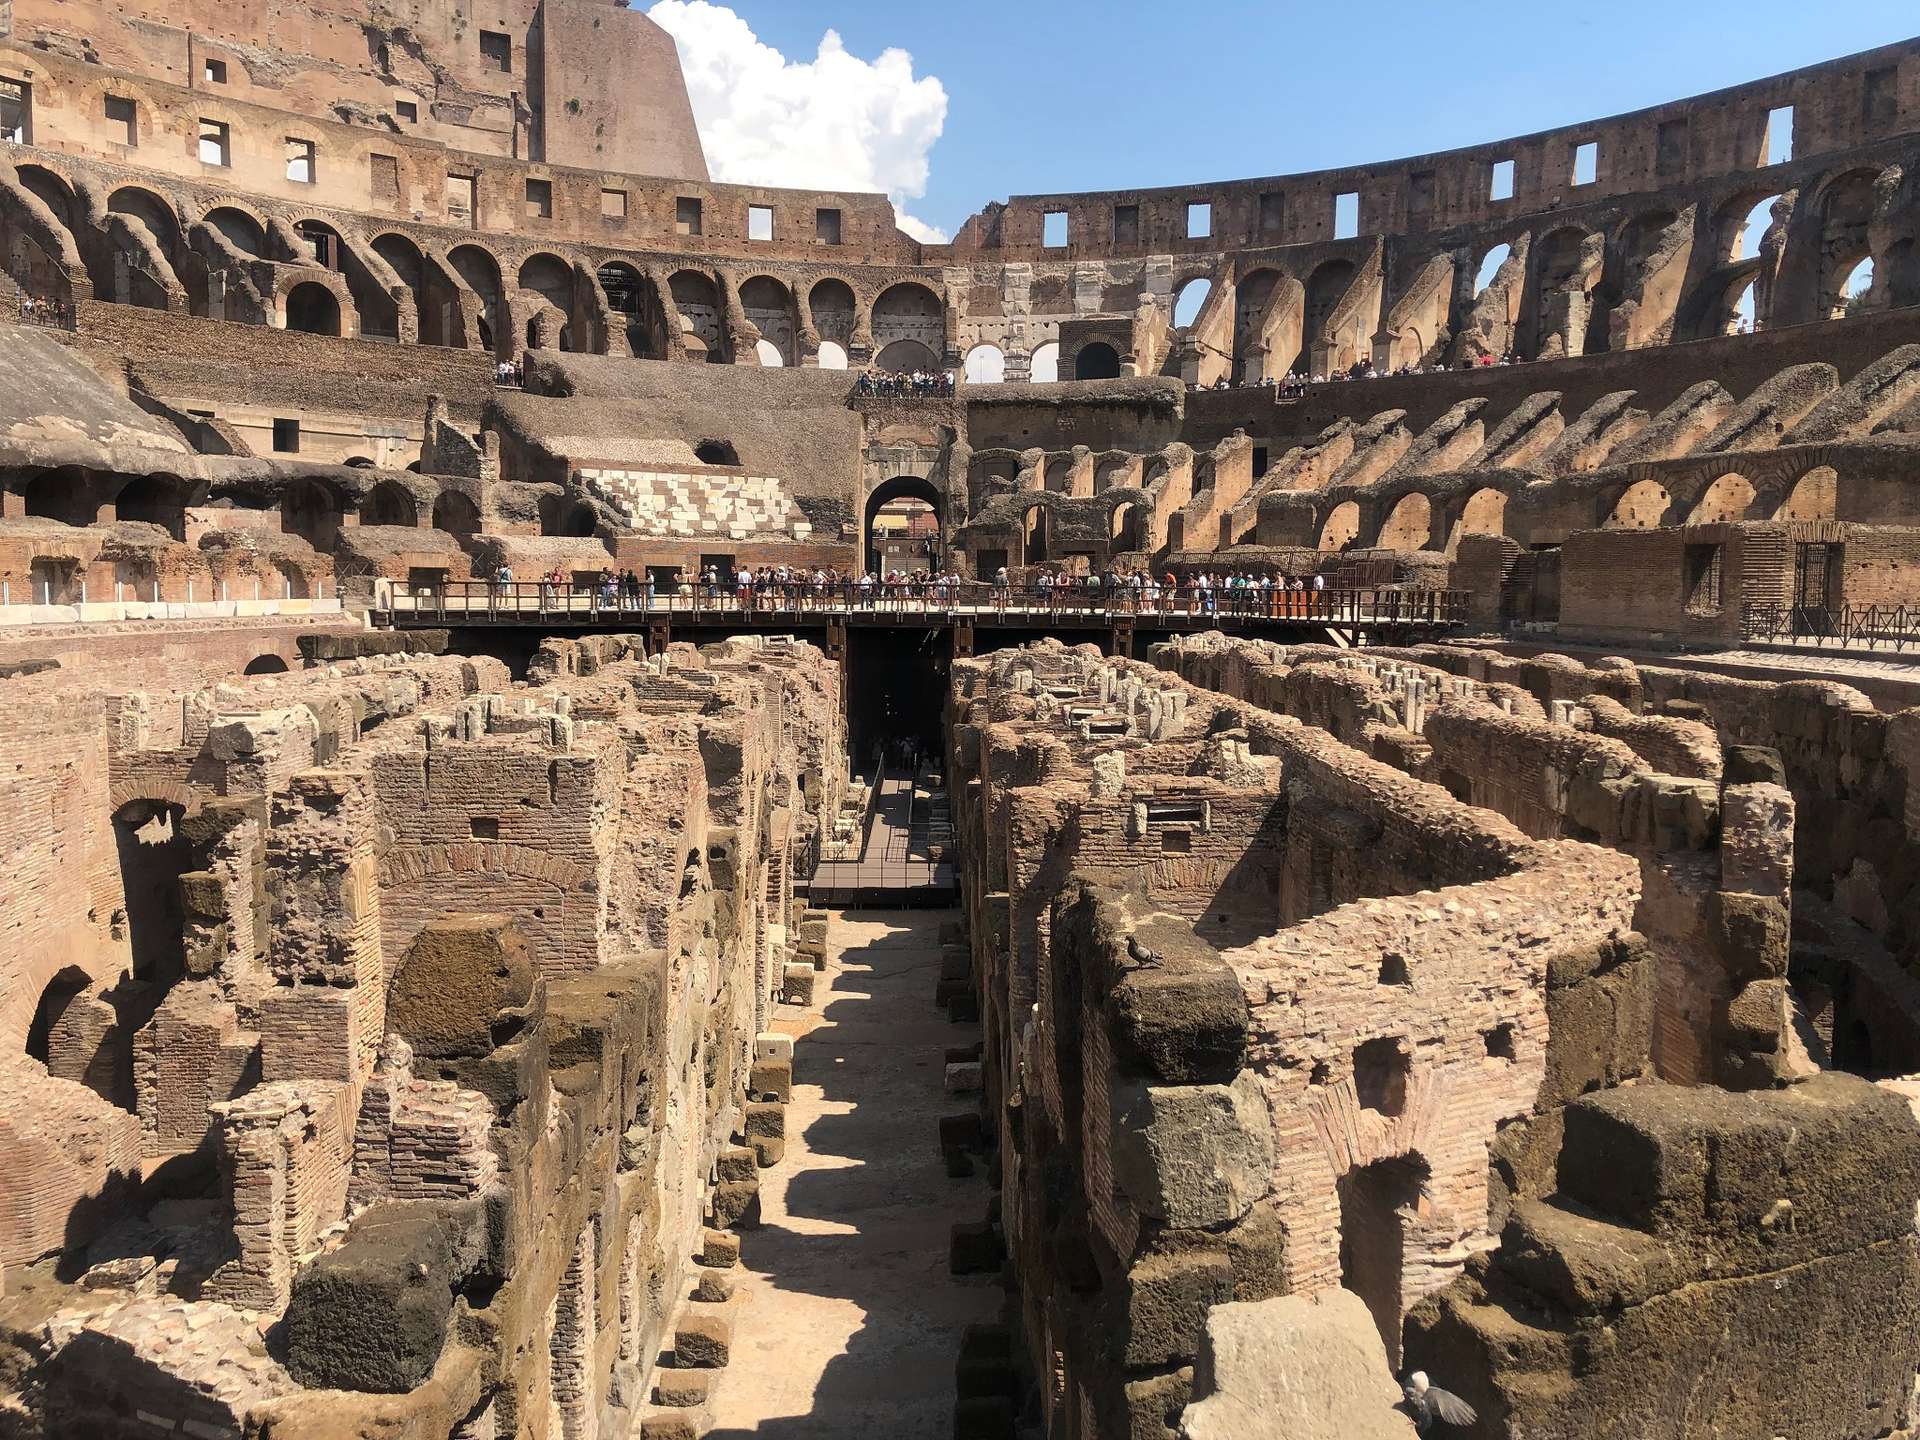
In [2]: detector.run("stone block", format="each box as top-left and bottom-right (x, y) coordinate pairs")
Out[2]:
(674, 1311), (733, 1368)
(1122, 1248), (1234, 1368)
(640, 1411), (701, 1440)
(693, 1268), (736, 1303)
(945, 1060), (984, 1094)
(750, 1135), (786, 1167)
(939, 1111), (985, 1152)
(949, 1221), (1004, 1276)
(283, 1209), (454, 1393)
(781, 964), (816, 1005)
(744, 1102), (785, 1141)
(696, 1229), (740, 1268)
(711, 1181), (761, 1231)
(1109, 1073), (1274, 1228)
(386, 914), (536, 1061)
(716, 1146), (758, 1183)
(1182, 1293), (1414, 1439)
(654, 1370), (713, 1407)
(750, 1058), (793, 1102)
(754, 1032), (794, 1063)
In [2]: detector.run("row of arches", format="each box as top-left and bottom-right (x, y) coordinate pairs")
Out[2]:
(1309, 466), (1841, 554)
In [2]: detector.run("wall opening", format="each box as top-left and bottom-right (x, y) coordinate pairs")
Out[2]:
(1338, 1155), (1427, 1366)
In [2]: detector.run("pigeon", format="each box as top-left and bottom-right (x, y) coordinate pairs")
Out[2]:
(1125, 935), (1162, 968)
(1402, 1372), (1477, 1433)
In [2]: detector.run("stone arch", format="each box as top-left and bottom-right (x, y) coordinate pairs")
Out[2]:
(372, 231), (448, 346)
(432, 490), (480, 538)
(112, 473), (188, 540)
(1172, 275), (1213, 329)
(16, 164), (78, 230)
(21, 467), (94, 525)
(872, 282), (943, 367)
(542, 497), (597, 537)
(739, 275), (796, 366)
(1075, 342), (1121, 380)
(1473, 243), (1512, 296)
(1447, 486), (1509, 553)
(1029, 341), (1060, 384)
(107, 185), (180, 254)
(963, 343), (1006, 384)
(1688, 472), (1760, 523)
(597, 261), (665, 360)
(669, 269), (724, 361)
(1815, 168), (1878, 317)
(281, 477), (342, 549)
(1775, 465), (1838, 520)
(1305, 259), (1355, 347)
(518, 253), (574, 349)
(243, 653), (290, 676)
(1319, 500), (1361, 552)
(1376, 492), (1433, 551)
(361, 480), (418, 527)
(203, 204), (267, 257)
(284, 281), (341, 335)
(1111, 499), (1145, 552)
(1022, 499), (1051, 565)
(809, 278), (856, 357)
(1603, 478), (1674, 528)
(864, 473), (943, 575)
(816, 341), (849, 370)
(448, 243), (506, 351)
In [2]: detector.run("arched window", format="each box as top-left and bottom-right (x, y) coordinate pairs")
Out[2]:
(963, 344), (1005, 384)
(1473, 244), (1511, 296)
(1029, 341), (1060, 384)
(1173, 277), (1212, 328)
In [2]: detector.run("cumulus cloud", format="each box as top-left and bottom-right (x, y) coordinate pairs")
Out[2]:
(648, 1), (950, 243)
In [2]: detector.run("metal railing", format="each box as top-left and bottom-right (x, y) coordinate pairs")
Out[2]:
(382, 580), (1470, 629)
(1742, 602), (1920, 652)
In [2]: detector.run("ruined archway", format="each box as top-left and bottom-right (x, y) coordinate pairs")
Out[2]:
(1604, 479), (1675, 528)
(285, 281), (341, 336)
(864, 473), (943, 576)
(361, 480), (418, 528)
(1776, 466), (1838, 521)
(1319, 500), (1361, 552)
(1376, 493), (1433, 551)
(1688, 472), (1760, 524)
(1074, 342), (1121, 380)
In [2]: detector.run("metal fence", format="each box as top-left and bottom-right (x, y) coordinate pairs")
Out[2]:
(1741, 602), (1920, 652)
(383, 580), (1471, 630)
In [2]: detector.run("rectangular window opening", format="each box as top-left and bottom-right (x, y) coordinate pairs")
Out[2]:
(395, 100), (418, 123)
(1765, 105), (1794, 165)
(1656, 118), (1689, 177)
(446, 173), (476, 224)
(198, 119), (230, 167)
(203, 58), (227, 85)
(747, 204), (774, 241)
(479, 30), (512, 73)
(1144, 798), (1208, 826)
(676, 196), (703, 236)
(815, 207), (841, 244)
(1333, 191), (1360, 239)
(602, 188), (628, 220)
(524, 177), (552, 219)
(1489, 158), (1515, 202)
(1684, 543), (1724, 612)
(0, 79), (26, 145)
(1113, 203), (1140, 245)
(470, 817), (500, 839)
(105, 95), (137, 146)
(271, 418), (300, 453)
(285, 137), (315, 184)
(1042, 210), (1069, 248)
(1572, 141), (1598, 186)
(1186, 201), (1212, 239)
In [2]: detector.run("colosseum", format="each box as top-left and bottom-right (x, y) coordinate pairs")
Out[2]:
(2, 3), (1920, 1436)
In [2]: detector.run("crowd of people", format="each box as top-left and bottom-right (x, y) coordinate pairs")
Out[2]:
(1190, 350), (1536, 395)
(854, 367), (956, 398)
(16, 293), (74, 329)
(492, 358), (527, 387)
(480, 560), (1335, 616)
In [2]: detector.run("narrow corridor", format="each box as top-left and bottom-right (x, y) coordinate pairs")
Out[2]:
(704, 909), (997, 1437)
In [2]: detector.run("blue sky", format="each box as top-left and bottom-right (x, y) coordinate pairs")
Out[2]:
(653, 1), (1919, 240)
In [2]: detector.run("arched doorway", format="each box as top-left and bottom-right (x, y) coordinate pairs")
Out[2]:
(113, 475), (186, 540)
(22, 468), (94, 525)
(963, 344), (1005, 384)
(1075, 342), (1121, 380)
(361, 480), (418, 527)
(243, 653), (290, 676)
(432, 490), (480, 538)
(285, 282), (341, 335)
(863, 475), (943, 576)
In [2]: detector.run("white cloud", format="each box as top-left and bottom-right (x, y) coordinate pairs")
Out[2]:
(648, 2), (951, 243)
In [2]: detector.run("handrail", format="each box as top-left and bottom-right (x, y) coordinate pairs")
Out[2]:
(381, 580), (1471, 629)
(1741, 601), (1920, 652)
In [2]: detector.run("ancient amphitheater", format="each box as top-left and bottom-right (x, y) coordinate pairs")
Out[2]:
(3, 3), (1920, 1437)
